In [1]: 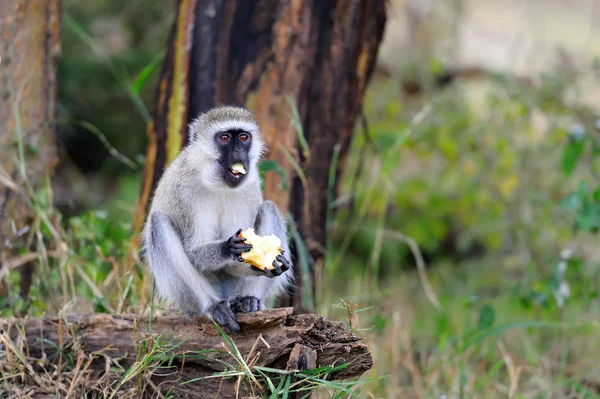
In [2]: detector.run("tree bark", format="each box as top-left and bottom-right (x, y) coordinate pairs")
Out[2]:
(1, 308), (372, 398)
(0, 0), (61, 299)
(131, 0), (387, 311)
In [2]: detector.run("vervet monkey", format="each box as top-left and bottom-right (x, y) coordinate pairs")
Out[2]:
(141, 106), (293, 332)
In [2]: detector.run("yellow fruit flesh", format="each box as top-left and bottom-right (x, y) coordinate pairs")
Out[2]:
(239, 228), (282, 270)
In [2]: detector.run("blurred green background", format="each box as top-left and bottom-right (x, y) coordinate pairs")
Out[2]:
(4, 0), (600, 397)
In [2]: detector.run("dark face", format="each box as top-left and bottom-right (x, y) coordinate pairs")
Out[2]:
(215, 129), (252, 188)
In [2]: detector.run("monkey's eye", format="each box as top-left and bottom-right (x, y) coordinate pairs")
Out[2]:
(239, 133), (249, 142)
(219, 134), (231, 142)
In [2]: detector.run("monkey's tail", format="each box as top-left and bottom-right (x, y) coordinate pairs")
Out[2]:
(142, 212), (219, 314)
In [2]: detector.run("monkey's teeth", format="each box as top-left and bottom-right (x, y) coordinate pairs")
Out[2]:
(230, 163), (246, 175)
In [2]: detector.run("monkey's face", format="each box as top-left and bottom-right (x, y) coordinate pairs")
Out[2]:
(186, 106), (265, 191)
(215, 130), (253, 188)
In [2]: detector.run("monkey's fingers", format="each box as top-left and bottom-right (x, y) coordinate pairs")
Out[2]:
(249, 264), (273, 277)
(276, 255), (290, 272)
(270, 261), (283, 276)
(262, 267), (275, 278)
(229, 243), (253, 255)
(209, 301), (240, 333)
(231, 237), (246, 243)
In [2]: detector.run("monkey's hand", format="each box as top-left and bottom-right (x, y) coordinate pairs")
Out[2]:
(251, 251), (290, 278)
(228, 228), (253, 261)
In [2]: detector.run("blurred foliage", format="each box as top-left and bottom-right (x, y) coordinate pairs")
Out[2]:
(58, 0), (175, 175)
(334, 63), (599, 280)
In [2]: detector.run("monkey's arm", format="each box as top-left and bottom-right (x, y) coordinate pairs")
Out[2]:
(254, 200), (292, 270)
(185, 233), (252, 273)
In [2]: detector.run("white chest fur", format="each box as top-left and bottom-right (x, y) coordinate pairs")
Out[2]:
(189, 189), (260, 245)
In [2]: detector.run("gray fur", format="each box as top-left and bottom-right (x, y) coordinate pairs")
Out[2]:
(141, 106), (293, 332)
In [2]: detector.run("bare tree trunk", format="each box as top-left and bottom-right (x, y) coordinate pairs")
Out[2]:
(131, 0), (387, 312)
(1, 309), (372, 398)
(0, 0), (61, 301)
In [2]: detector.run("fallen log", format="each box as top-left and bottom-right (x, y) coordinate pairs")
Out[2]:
(0, 308), (372, 398)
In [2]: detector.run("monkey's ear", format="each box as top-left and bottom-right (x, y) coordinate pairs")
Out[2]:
(188, 130), (198, 143)
(187, 120), (200, 144)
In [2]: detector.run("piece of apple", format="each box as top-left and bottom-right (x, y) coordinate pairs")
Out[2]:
(238, 228), (282, 270)
(231, 162), (247, 175)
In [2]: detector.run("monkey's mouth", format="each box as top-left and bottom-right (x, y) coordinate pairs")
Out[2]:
(229, 162), (247, 178)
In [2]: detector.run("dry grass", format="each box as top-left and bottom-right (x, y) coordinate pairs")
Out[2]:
(0, 318), (135, 398)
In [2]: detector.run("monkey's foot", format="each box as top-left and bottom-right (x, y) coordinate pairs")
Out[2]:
(232, 296), (262, 313)
(208, 299), (240, 333)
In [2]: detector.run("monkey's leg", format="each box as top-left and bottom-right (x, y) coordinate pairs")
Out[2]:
(146, 212), (240, 332)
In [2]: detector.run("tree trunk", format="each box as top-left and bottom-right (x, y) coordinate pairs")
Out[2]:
(0, 0), (61, 300)
(0, 308), (373, 398)
(131, 0), (387, 311)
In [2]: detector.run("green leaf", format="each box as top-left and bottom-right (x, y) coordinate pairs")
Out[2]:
(287, 215), (315, 311)
(259, 159), (288, 191)
(278, 144), (307, 186)
(477, 304), (495, 330)
(561, 140), (585, 175)
(281, 375), (291, 399)
(132, 53), (164, 94)
(285, 95), (310, 160)
(575, 201), (600, 232)
(559, 193), (581, 211)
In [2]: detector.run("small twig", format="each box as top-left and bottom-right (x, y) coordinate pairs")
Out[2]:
(245, 333), (263, 364)
(56, 119), (138, 169)
(259, 335), (271, 349)
(498, 340), (522, 399)
(0, 167), (23, 193)
(382, 229), (442, 310)
(359, 107), (377, 150)
(66, 350), (84, 398)
(2, 250), (62, 271)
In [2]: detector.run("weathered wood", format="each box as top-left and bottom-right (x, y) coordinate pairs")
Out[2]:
(130, 0), (388, 311)
(0, 0), (61, 300)
(0, 308), (372, 398)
